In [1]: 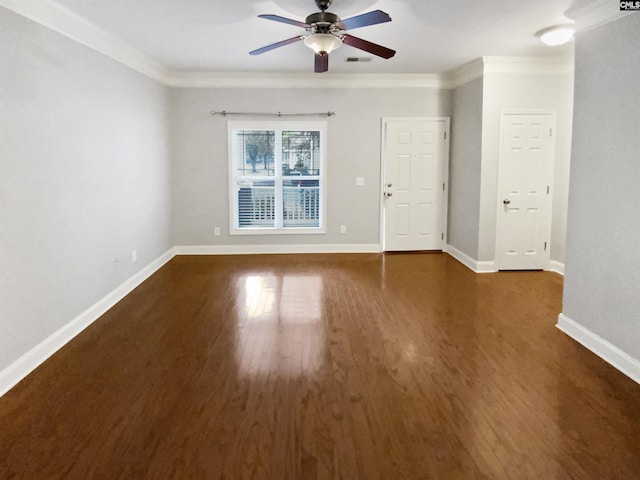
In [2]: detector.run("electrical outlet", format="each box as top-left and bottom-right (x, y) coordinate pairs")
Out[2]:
(214, 226), (221, 236)
(340, 225), (347, 234)
(131, 249), (137, 262)
(356, 177), (365, 186)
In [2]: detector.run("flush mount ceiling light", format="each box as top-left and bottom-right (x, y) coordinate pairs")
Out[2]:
(303, 33), (343, 55)
(536, 24), (575, 46)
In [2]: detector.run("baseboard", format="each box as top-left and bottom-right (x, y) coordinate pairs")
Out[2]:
(444, 244), (497, 273)
(557, 313), (640, 385)
(548, 260), (565, 275)
(174, 244), (383, 255)
(0, 248), (176, 398)
(476, 260), (497, 273)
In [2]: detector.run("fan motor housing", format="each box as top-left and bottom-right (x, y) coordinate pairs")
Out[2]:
(305, 11), (341, 31)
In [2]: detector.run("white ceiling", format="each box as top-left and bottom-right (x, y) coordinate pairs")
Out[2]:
(50, 0), (577, 74)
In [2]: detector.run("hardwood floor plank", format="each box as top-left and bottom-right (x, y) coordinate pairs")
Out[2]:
(1, 253), (639, 479)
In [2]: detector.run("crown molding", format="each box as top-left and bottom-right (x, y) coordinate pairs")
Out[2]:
(165, 71), (448, 89)
(482, 56), (574, 75)
(446, 56), (574, 89)
(566, 0), (633, 33)
(0, 0), (171, 83)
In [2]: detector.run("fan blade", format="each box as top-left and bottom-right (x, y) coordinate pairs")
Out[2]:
(250, 36), (304, 55)
(314, 52), (329, 73)
(258, 14), (309, 28)
(337, 10), (392, 30)
(341, 34), (395, 59)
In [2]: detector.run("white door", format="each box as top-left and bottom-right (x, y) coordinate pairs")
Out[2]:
(496, 112), (555, 270)
(383, 119), (447, 251)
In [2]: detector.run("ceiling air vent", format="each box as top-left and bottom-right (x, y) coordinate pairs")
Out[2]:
(346, 57), (372, 62)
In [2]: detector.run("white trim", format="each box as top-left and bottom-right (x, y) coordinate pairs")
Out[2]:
(482, 56), (574, 76)
(378, 116), (452, 122)
(445, 244), (477, 271)
(229, 228), (327, 236)
(557, 313), (640, 386)
(379, 119), (388, 249)
(0, 248), (176, 398)
(442, 118), (451, 249)
(167, 72), (447, 89)
(174, 244), (382, 255)
(566, 0), (633, 34)
(547, 260), (565, 275)
(499, 108), (558, 115)
(476, 260), (498, 274)
(0, 0), (170, 83)
(444, 244), (497, 273)
(446, 56), (575, 89)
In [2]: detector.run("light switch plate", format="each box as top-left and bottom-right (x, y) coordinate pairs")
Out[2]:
(356, 177), (365, 186)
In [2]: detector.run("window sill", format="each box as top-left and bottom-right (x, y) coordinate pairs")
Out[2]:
(230, 227), (326, 236)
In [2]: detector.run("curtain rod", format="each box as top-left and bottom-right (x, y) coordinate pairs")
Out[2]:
(210, 110), (336, 118)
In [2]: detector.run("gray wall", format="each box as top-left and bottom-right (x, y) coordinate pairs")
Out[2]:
(563, 14), (640, 359)
(448, 77), (484, 259)
(0, 8), (172, 371)
(170, 87), (451, 247)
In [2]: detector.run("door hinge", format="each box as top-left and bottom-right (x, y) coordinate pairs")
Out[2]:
(544, 241), (547, 251)
(549, 128), (553, 137)
(547, 185), (550, 195)
(441, 233), (444, 240)
(442, 183), (445, 191)
(444, 131), (447, 140)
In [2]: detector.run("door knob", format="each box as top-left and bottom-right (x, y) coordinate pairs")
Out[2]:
(503, 199), (511, 205)
(384, 192), (393, 198)
(386, 183), (392, 188)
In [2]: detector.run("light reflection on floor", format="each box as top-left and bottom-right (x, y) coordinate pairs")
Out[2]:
(236, 274), (325, 378)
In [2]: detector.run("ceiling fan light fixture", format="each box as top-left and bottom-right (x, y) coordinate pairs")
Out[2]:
(304, 33), (342, 54)
(536, 24), (575, 46)
(251, 3), (395, 72)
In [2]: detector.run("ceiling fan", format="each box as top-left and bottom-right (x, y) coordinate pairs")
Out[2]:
(250, 0), (396, 73)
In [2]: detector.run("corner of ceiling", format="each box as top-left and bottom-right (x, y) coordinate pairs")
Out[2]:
(2, 0), (577, 91)
(482, 56), (575, 75)
(0, 0), (172, 84)
(445, 55), (575, 89)
(566, 0), (633, 33)
(446, 58), (486, 89)
(1, 0), (452, 89)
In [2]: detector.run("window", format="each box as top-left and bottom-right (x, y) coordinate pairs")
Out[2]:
(228, 121), (326, 234)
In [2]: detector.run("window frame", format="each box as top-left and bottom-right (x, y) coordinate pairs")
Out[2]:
(227, 120), (327, 235)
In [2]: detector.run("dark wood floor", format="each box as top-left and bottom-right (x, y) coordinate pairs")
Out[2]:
(1, 253), (639, 479)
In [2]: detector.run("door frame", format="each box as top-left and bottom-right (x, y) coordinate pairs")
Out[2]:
(495, 108), (556, 270)
(380, 117), (450, 252)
